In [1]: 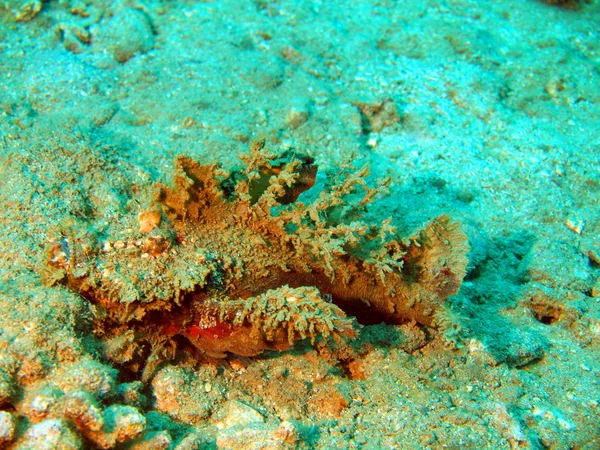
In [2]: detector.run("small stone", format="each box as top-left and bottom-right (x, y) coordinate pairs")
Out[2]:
(181, 117), (195, 129)
(173, 432), (202, 450)
(217, 400), (264, 431)
(64, 390), (104, 432)
(353, 98), (400, 133)
(116, 381), (147, 408)
(5, 0), (41, 22)
(0, 411), (16, 445)
(91, 7), (155, 65)
(19, 419), (82, 449)
(216, 420), (297, 450)
(216, 426), (269, 450)
(565, 218), (584, 235)
(138, 210), (162, 234)
(103, 331), (139, 366)
(21, 386), (64, 421)
(591, 277), (600, 298)
(285, 99), (310, 129)
(589, 250), (600, 268)
(521, 238), (590, 292)
(127, 430), (172, 450)
(271, 421), (298, 445)
(0, 369), (14, 406)
(104, 405), (146, 444)
(245, 55), (284, 89)
(152, 366), (213, 424)
(495, 329), (548, 367)
(228, 359), (247, 372)
(308, 385), (349, 418)
(55, 359), (117, 400)
(16, 350), (48, 384)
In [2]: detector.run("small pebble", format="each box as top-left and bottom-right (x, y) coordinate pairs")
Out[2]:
(127, 430), (172, 450)
(56, 359), (117, 400)
(0, 411), (16, 445)
(591, 277), (600, 298)
(64, 390), (104, 432)
(0, 369), (14, 406)
(217, 400), (264, 430)
(104, 405), (146, 443)
(565, 218), (584, 235)
(138, 210), (162, 234)
(20, 419), (82, 449)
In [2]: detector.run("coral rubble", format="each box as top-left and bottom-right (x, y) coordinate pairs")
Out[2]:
(45, 142), (468, 375)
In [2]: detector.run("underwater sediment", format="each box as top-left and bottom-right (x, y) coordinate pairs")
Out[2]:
(1, 0), (600, 446)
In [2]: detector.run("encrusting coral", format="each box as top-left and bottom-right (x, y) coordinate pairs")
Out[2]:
(44, 142), (469, 377)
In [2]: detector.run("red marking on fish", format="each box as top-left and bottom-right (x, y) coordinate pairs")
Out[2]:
(185, 321), (233, 340)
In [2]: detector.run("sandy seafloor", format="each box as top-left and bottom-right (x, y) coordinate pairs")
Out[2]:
(0, 0), (599, 448)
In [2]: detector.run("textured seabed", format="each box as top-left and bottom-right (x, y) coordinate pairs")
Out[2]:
(0, 0), (599, 448)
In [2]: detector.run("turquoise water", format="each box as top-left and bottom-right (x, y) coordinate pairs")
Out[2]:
(0, 1), (598, 448)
